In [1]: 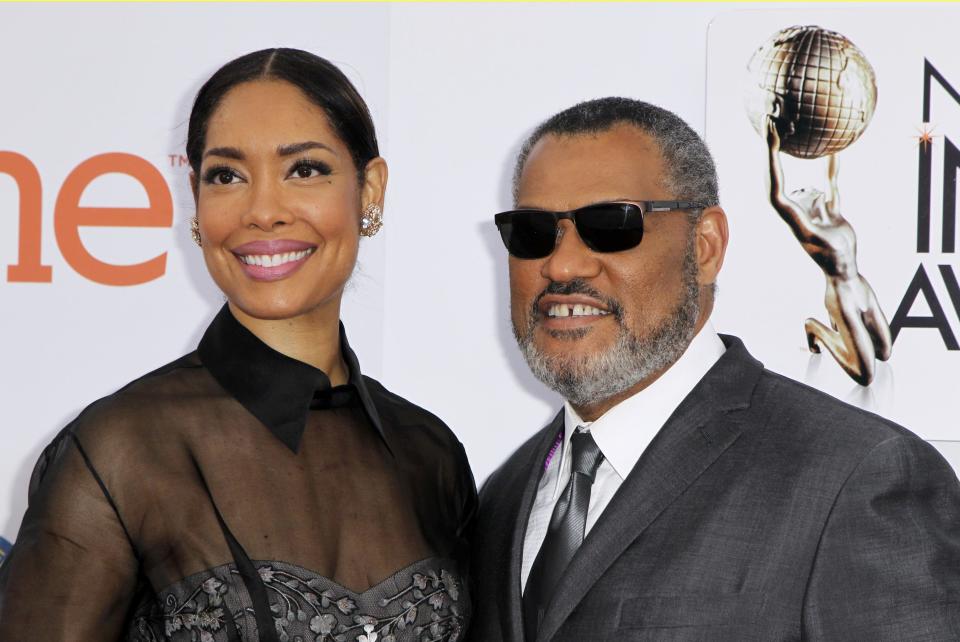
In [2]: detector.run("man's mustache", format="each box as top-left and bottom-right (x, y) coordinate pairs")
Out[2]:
(531, 279), (624, 320)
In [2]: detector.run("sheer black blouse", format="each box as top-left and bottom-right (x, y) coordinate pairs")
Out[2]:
(0, 306), (476, 642)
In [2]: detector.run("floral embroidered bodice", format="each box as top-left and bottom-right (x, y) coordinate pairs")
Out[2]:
(128, 558), (467, 642)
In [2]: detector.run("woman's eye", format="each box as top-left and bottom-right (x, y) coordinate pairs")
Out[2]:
(203, 168), (241, 185)
(290, 161), (332, 180)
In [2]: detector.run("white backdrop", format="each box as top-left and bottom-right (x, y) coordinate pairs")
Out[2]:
(1, 3), (957, 554)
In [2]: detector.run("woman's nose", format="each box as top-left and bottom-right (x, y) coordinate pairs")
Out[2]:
(242, 180), (295, 231)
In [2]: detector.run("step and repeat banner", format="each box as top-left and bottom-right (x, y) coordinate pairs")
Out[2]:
(706, 8), (960, 447)
(1, 4), (957, 562)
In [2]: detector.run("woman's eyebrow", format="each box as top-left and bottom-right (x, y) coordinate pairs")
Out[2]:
(277, 141), (338, 157)
(204, 146), (244, 160)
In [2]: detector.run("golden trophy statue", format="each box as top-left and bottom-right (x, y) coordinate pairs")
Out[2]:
(746, 26), (892, 385)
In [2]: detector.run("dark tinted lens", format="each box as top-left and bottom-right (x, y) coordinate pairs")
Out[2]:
(496, 211), (558, 259)
(575, 203), (644, 253)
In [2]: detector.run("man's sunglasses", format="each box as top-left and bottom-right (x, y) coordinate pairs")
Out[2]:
(493, 201), (705, 259)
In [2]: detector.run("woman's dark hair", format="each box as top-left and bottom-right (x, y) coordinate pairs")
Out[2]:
(187, 48), (379, 182)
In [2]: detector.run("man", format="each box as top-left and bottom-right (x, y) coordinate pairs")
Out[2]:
(472, 97), (960, 641)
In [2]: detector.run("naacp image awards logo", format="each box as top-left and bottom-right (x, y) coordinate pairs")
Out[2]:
(745, 25), (891, 386)
(743, 23), (960, 389)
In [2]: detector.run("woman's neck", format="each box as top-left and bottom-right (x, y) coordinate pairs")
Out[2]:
(228, 302), (349, 385)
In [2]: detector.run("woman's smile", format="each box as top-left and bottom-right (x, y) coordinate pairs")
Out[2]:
(231, 238), (318, 282)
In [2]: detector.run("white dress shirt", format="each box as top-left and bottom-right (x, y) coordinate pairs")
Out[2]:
(520, 323), (726, 591)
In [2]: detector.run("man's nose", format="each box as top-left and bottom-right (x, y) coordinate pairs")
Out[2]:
(540, 220), (602, 282)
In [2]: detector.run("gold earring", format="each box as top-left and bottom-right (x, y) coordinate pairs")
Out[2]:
(360, 203), (383, 237)
(190, 216), (202, 247)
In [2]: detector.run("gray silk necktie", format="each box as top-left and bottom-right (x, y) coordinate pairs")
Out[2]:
(523, 429), (605, 641)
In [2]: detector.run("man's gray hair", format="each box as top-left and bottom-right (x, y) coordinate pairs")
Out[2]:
(512, 97), (720, 208)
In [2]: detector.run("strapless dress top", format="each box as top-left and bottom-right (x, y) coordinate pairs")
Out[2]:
(127, 557), (468, 642)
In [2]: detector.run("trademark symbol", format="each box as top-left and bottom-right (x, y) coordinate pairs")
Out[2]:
(167, 154), (190, 168)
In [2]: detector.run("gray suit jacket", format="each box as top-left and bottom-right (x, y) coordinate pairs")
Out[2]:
(470, 336), (960, 641)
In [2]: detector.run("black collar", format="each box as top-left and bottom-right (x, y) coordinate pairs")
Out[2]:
(197, 305), (391, 455)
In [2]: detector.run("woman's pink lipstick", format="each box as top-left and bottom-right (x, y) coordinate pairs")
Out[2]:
(231, 239), (317, 282)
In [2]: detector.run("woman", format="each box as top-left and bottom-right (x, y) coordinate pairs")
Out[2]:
(0, 48), (475, 642)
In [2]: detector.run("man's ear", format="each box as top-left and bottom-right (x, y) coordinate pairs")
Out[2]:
(360, 157), (388, 211)
(695, 206), (729, 287)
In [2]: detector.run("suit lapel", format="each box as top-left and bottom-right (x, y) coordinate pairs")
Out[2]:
(536, 336), (765, 641)
(501, 411), (565, 642)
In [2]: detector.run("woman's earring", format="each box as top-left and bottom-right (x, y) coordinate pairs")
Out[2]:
(360, 204), (383, 237)
(190, 216), (202, 247)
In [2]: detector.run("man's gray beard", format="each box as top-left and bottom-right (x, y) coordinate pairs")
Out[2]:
(513, 241), (702, 408)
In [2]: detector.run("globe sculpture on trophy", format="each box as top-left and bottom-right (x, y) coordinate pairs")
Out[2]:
(745, 25), (892, 386)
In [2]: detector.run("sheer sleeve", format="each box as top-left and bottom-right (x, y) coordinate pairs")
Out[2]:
(0, 427), (139, 641)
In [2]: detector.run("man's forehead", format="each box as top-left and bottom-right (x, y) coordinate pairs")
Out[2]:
(517, 125), (669, 209)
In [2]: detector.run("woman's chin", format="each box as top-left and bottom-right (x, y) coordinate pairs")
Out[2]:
(227, 296), (337, 323)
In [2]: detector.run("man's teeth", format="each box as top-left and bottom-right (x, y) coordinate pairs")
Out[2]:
(238, 248), (314, 267)
(546, 303), (610, 318)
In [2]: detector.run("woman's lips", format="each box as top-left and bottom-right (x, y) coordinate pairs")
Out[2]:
(231, 240), (317, 282)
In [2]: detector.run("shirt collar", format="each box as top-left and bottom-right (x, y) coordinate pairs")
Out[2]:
(197, 304), (390, 455)
(562, 321), (726, 480)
